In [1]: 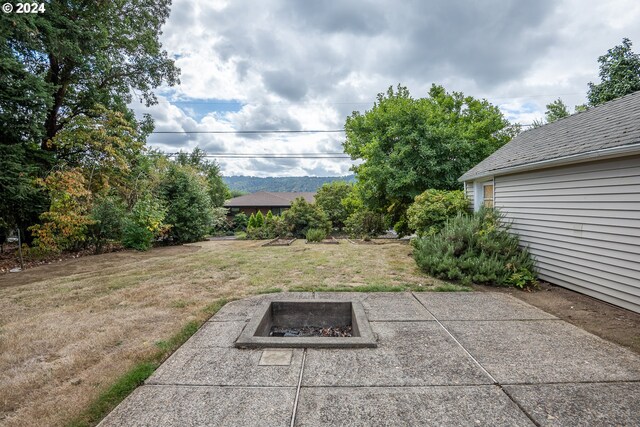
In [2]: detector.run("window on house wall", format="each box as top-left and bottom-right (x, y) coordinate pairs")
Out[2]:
(483, 183), (494, 208)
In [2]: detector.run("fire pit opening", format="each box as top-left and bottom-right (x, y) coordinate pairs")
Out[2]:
(235, 300), (377, 348)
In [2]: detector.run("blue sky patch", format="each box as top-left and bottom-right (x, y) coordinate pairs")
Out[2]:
(171, 98), (244, 120)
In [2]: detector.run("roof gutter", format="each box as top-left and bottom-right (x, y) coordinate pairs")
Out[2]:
(459, 142), (640, 182)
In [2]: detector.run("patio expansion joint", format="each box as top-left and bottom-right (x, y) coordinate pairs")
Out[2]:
(410, 292), (498, 385)
(143, 383), (298, 389)
(499, 385), (543, 427)
(500, 379), (640, 386)
(297, 384), (504, 389)
(369, 319), (436, 323)
(410, 292), (544, 427)
(289, 348), (307, 427)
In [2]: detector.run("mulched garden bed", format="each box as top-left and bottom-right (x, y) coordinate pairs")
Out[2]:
(306, 236), (340, 244)
(269, 325), (353, 337)
(262, 237), (297, 247)
(346, 238), (379, 245)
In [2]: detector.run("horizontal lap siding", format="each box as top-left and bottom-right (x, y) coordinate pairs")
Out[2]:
(465, 182), (474, 211)
(495, 155), (640, 313)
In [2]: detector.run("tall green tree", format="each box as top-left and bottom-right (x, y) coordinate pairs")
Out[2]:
(160, 164), (213, 243)
(587, 38), (640, 106)
(2, 0), (179, 149)
(545, 98), (570, 122)
(315, 181), (354, 230)
(531, 98), (571, 128)
(175, 148), (229, 207)
(0, 145), (48, 241)
(50, 106), (148, 194)
(343, 84), (512, 233)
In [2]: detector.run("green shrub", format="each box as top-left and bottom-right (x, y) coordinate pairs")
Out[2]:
(306, 228), (327, 242)
(255, 210), (265, 228)
(245, 212), (289, 240)
(344, 209), (385, 239)
(315, 181), (354, 230)
(264, 212), (288, 238)
(233, 212), (248, 231)
(122, 197), (167, 251)
(160, 164), (213, 243)
(412, 208), (537, 288)
(122, 221), (154, 251)
(245, 226), (265, 240)
(283, 197), (331, 237)
(209, 207), (230, 235)
(89, 195), (126, 253)
(247, 213), (257, 228)
(407, 189), (468, 236)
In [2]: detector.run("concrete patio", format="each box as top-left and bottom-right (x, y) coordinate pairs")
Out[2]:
(100, 292), (640, 426)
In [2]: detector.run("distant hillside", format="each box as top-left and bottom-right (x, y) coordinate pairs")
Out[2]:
(223, 175), (355, 193)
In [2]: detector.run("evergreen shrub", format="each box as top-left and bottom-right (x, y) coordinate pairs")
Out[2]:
(305, 228), (327, 242)
(412, 209), (537, 288)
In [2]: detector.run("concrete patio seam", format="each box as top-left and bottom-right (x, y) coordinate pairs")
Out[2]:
(410, 292), (498, 385)
(499, 386), (543, 427)
(296, 384), (514, 389)
(143, 383), (300, 388)
(290, 348), (307, 427)
(368, 319), (436, 323)
(410, 293), (546, 427)
(500, 379), (640, 386)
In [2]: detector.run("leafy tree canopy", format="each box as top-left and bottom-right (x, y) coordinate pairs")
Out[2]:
(1, 0), (179, 149)
(343, 84), (512, 233)
(283, 197), (331, 237)
(174, 148), (229, 207)
(544, 98), (570, 122)
(160, 163), (213, 243)
(588, 38), (640, 106)
(315, 181), (354, 229)
(531, 98), (571, 128)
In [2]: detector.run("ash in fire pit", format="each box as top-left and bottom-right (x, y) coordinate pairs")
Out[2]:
(270, 325), (352, 337)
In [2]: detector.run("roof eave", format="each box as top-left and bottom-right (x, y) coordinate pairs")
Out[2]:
(459, 142), (640, 182)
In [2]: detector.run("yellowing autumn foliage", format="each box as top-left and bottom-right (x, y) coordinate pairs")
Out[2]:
(29, 169), (95, 253)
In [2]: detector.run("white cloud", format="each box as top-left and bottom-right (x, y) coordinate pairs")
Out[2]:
(132, 0), (640, 176)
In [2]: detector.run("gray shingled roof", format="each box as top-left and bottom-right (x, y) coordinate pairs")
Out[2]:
(459, 90), (640, 181)
(224, 191), (316, 207)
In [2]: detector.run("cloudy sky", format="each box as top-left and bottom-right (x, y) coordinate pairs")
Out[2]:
(132, 0), (640, 177)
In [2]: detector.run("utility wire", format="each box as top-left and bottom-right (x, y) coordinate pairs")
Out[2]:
(151, 129), (344, 134)
(166, 155), (351, 159)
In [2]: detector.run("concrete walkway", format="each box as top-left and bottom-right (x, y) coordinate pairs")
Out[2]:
(100, 292), (640, 426)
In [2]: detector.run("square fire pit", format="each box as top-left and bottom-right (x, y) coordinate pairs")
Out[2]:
(235, 300), (377, 348)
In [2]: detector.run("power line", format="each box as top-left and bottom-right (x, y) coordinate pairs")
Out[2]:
(151, 129), (344, 134)
(166, 152), (346, 155)
(163, 151), (353, 159)
(197, 156), (351, 159)
(166, 154), (351, 159)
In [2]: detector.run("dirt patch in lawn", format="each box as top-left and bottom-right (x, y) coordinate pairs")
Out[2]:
(475, 282), (640, 355)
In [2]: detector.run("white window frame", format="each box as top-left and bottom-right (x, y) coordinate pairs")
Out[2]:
(473, 178), (495, 211)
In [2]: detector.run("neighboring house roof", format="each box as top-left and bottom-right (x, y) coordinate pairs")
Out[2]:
(224, 191), (316, 207)
(460, 90), (640, 181)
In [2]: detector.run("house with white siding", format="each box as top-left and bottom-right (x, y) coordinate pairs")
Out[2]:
(459, 91), (640, 313)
